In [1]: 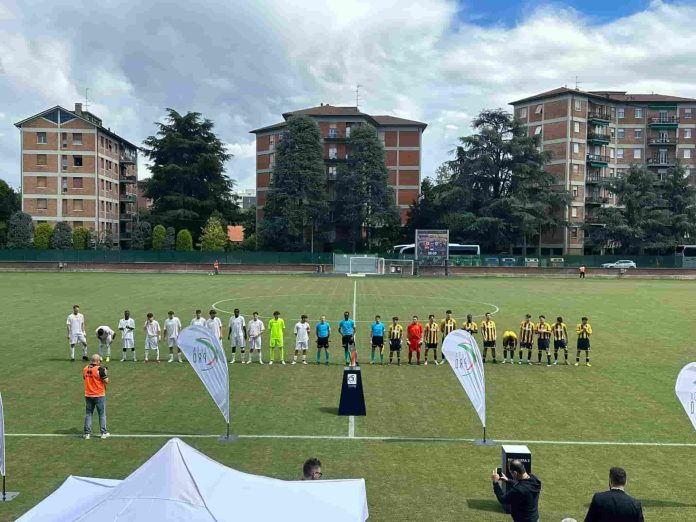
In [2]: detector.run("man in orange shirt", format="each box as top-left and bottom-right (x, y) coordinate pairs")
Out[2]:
(407, 315), (424, 365)
(83, 354), (110, 440)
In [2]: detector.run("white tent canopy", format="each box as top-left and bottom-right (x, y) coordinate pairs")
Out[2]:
(17, 438), (369, 522)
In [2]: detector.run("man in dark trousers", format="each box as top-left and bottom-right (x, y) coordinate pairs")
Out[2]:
(492, 459), (541, 522)
(584, 467), (644, 522)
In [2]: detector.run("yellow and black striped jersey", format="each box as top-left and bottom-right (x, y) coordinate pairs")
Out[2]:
(463, 321), (478, 334)
(502, 331), (518, 347)
(536, 322), (552, 340)
(424, 323), (439, 344)
(440, 318), (457, 335)
(479, 320), (496, 342)
(519, 321), (535, 344)
(388, 324), (404, 340)
(576, 323), (592, 339)
(552, 322), (568, 341)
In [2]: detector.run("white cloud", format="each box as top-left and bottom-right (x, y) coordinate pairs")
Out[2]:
(2, 0), (696, 193)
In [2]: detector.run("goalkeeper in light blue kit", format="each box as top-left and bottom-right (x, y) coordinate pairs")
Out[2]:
(370, 315), (386, 365)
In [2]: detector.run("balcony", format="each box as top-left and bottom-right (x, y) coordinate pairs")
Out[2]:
(587, 132), (610, 144)
(648, 116), (679, 127)
(585, 196), (608, 205)
(119, 151), (137, 164)
(647, 156), (677, 167)
(648, 137), (678, 146)
(587, 111), (611, 124)
(119, 213), (134, 222)
(324, 130), (350, 142)
(585, 215), (605, 225)
(119, 193), (136, 202)
(120, 174), (137, 184)
(585, 174), (603, 184)
(120, 232), (132, 240)
(586, 153), (609, 167)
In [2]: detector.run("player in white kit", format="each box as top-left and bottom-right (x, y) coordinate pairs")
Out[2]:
(66, 304), (88, 362)
(293, 315), (311, 365)
(205, 309), (223, 343)
(118, 310), (136, 362)
(227, 308), (247, 364)
(247, 311), (265, 364)
(95, 325), (115, 363)
(190, 309), (206, 327)
(164, 311), (183, 363)
(143, 312), (161, 363)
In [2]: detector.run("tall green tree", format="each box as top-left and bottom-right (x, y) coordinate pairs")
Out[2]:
(662, 164), (696, 244)
(200, 216), (227, 252)
(50, 221), (73, 249)
(164, 227), (176, 250)
(6, 211), (33, 249)
(176, 229), (193, 251)
(0, 179), (20, 224)
(72, 226), (91, 250)
(142, 109), (240, 239)
(152, 224), (167, 250)
(132, 221), (152, 250)
(259, 115), (328, 250)
(34, 223), (53, 249)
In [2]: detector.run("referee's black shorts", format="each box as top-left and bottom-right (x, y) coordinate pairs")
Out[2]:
(342, 335), (354, 348)
(317, 337), (329, 349)
(371, 336), (384, 348)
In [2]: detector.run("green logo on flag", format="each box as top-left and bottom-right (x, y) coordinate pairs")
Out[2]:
(455, 341), (476, 373)
(195, 337), (220, 368)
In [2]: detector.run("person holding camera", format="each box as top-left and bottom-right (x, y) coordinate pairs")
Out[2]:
(492, 459), (541, 522)
(83, 354), (109, 440)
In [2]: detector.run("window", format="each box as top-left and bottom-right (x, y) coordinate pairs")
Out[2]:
(329, 146), (337, 159)
(535, 104), (543, 115)
(686, 168), (692, 178)
(328, 166), (337, 178)
(572, 164), (579, 174)
(37, 198), (47, 210)
(534, 126), (542, 135)
(100, 158), (104, 168)
(570, 227), (579, 239)
(685, 108), (693, 119)
(73, 156), (83, 167)
(617, 108), (625, 119)
(684, 128), (692, 139)
(107, 140), (112, 151)
(37, 132), (47, 144)
(100, 136), (104, 147)
(62, 177), (68, 193)
(73, 133), (82, 145)
(73, 177), (83, 188)
(573, 143), (579, 154)
(37, 176), (47, 188)
(617, 128), (625, 139)
(574, 100), (582, 112)
(571, 207), (578, 218)
(62, 156), (68, 171)
(610, 168), (615, 177)
(574, 122), (580, 133)
(634, 129), (642, 139)
(609, 148), (615, 159)
(635, 108), (643, 118)
(684, 149), (692, 159)
(37, 154), (47, 166)
(519, 108), (527, 118)
(572, 186), (578, 197)
(74, 199), (83, 211)
(617, 148), (624, 159)
(633, 148), (641, 159)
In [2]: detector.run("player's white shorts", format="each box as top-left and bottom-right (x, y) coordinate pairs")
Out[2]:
(168, 337), (178, 349)
(145, 336), (159, 350)
(296, 341), (308, 350)
(249, 336), (261, 350)
(98, 337), (112, 350)
(231, 334), (245, 348)
(70, 333), (87, 345)
(122, 338), (135, 349)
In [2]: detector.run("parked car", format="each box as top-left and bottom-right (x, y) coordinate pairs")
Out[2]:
(601, 260), (637, 269)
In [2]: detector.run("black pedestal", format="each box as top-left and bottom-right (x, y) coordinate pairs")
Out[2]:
(338, 366), (366, 416)
(501, 445), (532, 514)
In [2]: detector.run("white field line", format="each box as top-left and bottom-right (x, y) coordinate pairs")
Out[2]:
(348, 416), (355, 438)
(5, 432), (696, 447)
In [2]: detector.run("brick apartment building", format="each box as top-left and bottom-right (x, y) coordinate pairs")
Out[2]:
(511, 87), (696, 255)
(15, 103), (138, 249)
(250, 104), (427, 243)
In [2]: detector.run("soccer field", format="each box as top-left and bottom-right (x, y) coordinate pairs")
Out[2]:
(1, 272), (695, 521)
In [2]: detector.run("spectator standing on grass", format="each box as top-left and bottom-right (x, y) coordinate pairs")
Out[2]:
(83, 354), (109, 440)
(579, 265), (586, 278)
(302, 458), (322, 480)
(492, 459), (541, 522)
(584, 467), (644, 522)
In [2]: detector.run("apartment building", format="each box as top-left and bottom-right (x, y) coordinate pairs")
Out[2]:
(511, 87), (696, 255)
(15, 103), (138, 248)
(250, 104), (427, 242)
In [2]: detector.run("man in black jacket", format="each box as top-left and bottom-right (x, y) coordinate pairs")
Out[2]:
(584, 467), (644, 522)
(493, 459), (541, 522)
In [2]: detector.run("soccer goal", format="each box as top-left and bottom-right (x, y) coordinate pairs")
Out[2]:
(348, 256), (384, 276)
(384, 259), (415, 276)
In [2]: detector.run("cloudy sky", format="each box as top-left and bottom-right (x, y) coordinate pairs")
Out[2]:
(1, 0), (695, 191)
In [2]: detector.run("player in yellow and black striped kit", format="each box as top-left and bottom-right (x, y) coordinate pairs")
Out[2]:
(502, 330), (518, 363)
(479, 312), (497, 363)
(423, 315), (440, 365)
(519, 314), (535, 365)
(439, 310), (456, 363)
(575, 316), (593, 367)
(388, 317), (404, 366)
(552, 316), (569, 365)
(536, 315), (553, 366)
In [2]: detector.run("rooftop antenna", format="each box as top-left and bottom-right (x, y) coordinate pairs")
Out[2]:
(355, 84), (362, 110)
(84, 87), (91, 112)
(574, 76), (583, 90)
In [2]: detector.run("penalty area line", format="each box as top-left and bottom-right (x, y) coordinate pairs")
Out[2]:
(5, 433), (696, 447)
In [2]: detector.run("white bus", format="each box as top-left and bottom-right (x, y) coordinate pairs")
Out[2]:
(391, 243), (481, 256)
(676, 245), (696, 268)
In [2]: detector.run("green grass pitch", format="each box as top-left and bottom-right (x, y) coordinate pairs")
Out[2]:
(1, 272), (695, 521)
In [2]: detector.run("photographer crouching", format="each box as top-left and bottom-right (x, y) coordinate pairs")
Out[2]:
(83, 354), (110, 440)
(492, 459), (541, 522)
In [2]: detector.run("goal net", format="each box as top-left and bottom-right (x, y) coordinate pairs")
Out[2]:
(384, 259), (415, 276)
(348, 256), (384, 275)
